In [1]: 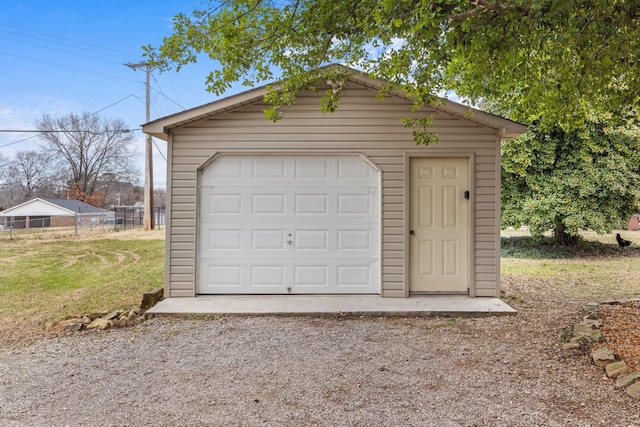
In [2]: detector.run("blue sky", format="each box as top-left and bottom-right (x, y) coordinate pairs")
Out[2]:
(0, 1), (248, 188)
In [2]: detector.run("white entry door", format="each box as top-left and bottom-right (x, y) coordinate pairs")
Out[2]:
(197, 155), (379, 294)
(409, 157), (469, 293)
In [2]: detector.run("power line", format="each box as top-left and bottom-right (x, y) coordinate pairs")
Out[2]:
(1, 22), (191, 118)
(0, 129), (140, 149)
(0, 34), (132, 66)
(0, 129), (140, 133)
(0, 134), (39, 148)
(0, 51), (141, 83)
(157, 92), (186, 110)
(152, 140), (167, 162)
(0, 93), (144, 149)
(0, 23), (138, 58)
(151, 74), (186, 109)
(91, 93), (143, 115)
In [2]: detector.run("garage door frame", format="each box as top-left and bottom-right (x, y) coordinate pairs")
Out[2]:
(195, 151), (382, 295)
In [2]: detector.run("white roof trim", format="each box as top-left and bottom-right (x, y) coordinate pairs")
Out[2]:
(0, 198), (76, 217)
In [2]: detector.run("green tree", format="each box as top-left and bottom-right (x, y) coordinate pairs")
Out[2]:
(501, 121), (640, 245)
(144, 0), (640, 135)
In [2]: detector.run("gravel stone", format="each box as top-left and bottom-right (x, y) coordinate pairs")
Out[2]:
(1, 310), (639, 426)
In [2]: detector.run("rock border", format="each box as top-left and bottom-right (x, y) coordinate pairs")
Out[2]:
(45, 288), (164, 334)
(563, 300), (640, 400)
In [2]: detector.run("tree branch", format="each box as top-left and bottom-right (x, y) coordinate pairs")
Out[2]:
(446, 0), (535, 22)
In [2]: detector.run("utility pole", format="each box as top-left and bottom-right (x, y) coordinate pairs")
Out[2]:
(125, 62), (154, 230)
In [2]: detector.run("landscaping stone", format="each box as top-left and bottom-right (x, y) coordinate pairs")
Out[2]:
(47, 308), (148, 334)
(562, 342), (580, 350)
(86, 318), (112, 330)
(583, 302), (599, 313)
(605, 361), (630, 378)
(44, 290), (155, 336)
(581, 318), (601, 328)
(583, 312), (599, 320)
(626, 382), (640, 399)
(140, 288), (164, 311)
(563, 301), (639, 401)
(573, 324), (603, 343)
(63, 322), (83, 332)
(591, 347), (616, 367)
(88, 310), (109, 320)
(103, 310), (124, 321)
(615, 372), (640, 389)
(46, 318), (83, 333)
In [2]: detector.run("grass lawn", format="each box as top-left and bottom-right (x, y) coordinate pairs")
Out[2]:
(0, 229), (164, 346)
(501, 231), (640, 306)
(0, 227), (638, 348)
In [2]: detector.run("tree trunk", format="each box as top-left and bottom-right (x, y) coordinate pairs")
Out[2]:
(554, 220), (578, 246)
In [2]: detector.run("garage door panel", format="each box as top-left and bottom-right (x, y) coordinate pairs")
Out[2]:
(338, 229), (372, 251)
(251, 157), (286, 179)
(251, 229), (287, 250)
(252, 194), (286, 215)
(338, 157), (373, 179)
(251, 265), (285, 286)
(198, 155), (380, 294)
(201, 157), (243, 181)
(294, 230), (328, 250)
(206, 193), (243, 215)
(295, 158), (330, 179)
(294, 194), (328, 215)
(206, 265), (242, 287)
(294, 265), (329, 287)
(207, 229), (242, 250)
(200, 259), (379, 294)
(337, 265), (372, 287)
(337, 193), (373, 215)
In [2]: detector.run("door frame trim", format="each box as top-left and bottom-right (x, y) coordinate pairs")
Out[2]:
(403, 152), (476, 297)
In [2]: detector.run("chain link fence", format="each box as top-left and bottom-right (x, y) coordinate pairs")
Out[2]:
(0, 208), (165, 238)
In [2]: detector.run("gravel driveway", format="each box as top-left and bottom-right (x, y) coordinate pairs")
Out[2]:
(1, 308), (639, 426)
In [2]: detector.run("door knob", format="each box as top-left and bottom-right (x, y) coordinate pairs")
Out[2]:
(409, 229), (415, 235)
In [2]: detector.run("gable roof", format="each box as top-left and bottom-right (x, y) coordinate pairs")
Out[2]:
(41, 198), (109, 214)
(0, 198), (108, 217)
(143, 65), (525, 140)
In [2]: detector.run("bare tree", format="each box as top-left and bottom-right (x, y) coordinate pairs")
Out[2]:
(0, 153), (10, 210)
(36, 112), (139, 204)
(5, 150), (53, 203)
(0, 152), (9, 184)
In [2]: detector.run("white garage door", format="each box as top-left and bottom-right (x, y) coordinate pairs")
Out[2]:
(197, 155), (380, 294)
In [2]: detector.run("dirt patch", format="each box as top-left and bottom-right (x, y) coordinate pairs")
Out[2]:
(598, 304), (640, 371)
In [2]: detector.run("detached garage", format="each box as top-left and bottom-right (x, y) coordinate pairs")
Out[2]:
(144, 66), (524, 299)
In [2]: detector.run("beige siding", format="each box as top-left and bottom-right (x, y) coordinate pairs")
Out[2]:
(166, 83), (501, 297)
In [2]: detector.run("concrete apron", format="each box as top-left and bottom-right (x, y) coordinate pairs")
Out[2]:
(146, 295), (517, 318)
